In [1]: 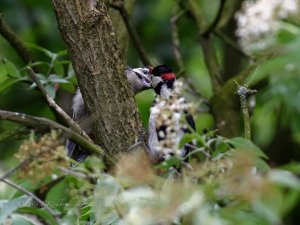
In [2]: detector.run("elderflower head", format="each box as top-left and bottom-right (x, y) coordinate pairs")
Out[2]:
(150, 81), (194, 159)
(235, 0), (299, 52)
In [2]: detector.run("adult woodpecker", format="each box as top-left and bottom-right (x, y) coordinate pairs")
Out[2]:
(148, 65), (196, 162)
(66, 67), (152, 162)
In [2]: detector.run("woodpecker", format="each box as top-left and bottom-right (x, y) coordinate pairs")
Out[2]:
(66, 67), (152, 162)
(148, 65), (196, 162)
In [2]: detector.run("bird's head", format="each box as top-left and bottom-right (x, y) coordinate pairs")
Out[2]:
(126, 67), (152, 94)
(150, 65), (176, 95)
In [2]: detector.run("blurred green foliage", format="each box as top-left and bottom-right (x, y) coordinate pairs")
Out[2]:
(0, 0), (300, 224)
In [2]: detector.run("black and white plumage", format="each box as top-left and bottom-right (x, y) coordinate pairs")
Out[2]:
(66, 67), (152, 162)
(147, 65), (196, 162)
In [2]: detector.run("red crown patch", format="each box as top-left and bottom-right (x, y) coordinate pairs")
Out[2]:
(161, 73), (176, 81)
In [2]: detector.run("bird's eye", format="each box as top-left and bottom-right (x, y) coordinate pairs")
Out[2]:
(142, 68), (149, 74)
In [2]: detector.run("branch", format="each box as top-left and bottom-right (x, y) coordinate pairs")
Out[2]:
(109, 3), (152, 66)
(185, 0), (206, 33)
(180, 0), (223, 93)
(0, 14), (32, 63)
(0, 178), (61, 219)
(235, 82), (257, 140)
(199, 36), (223, 93)
(58, 166), (90, 179)
(0, 127), (30, 142)
(0, 110), (113, 163)
(170, 7), (186, 77)
(202, 0), (226, 37)
(214, 30), (251, 59)
(169, 7), (205, 98)
(27, 67), (92, 141)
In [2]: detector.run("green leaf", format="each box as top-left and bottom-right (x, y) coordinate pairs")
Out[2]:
(18, 207), (60, 225)
(179, 133), (199, 149)
(269, 170), (300, 190)
(279, 190), (300, 216)
(229, 137), (268, 159)
(195, 113), (214, 133)
(27, 43), (55, 59)
(2, 60), (21, 78)
(0, 63), (8, 83)
(45, 179), (68, 212)
(101, 211), (119, 225)
(59, 82), (76, 93)
(280, 162), (300, 174)
(211, 137), (231, 158)
(54, 62), (64, 76)
(80, 204), (93, 221)
(0, 195), (31, 223)
(0, 78), (22, 92)
(48, 74), (69, 84)
(12, 180), (42, 198)
(156, 156), (182, 170)
(28, 61), (50, 68)
(57, 49), (68, 57)
(94, 175), (121, 224)
(7, 214), (33, 225)
(34, 73), (48, 83)
(67, 64), (75, 80)
(252, 201), (281, 225)
(45, 84), (56, 99)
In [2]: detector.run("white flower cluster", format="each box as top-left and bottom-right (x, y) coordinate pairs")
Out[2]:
(235, 0), (299, 52)
(150, 81), (193, 159)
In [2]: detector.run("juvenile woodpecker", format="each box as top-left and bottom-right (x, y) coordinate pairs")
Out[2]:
(148, 65), (196, 162)
(66, 67), (152, 162)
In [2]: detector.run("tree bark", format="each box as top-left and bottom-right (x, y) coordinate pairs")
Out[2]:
(51, 0), (143, 159)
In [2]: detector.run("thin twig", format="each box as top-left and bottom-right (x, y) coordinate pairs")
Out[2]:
(0, 14), (32, 63)
(185, 0), (206, 32)
(27, 67), (92, 142)
(0, 177), (61, 219)
(170, 7), (186, 77)
(108, 3), (152, 66)
(202, 0), (226, 37)
(0, 109), (111, 161)
(214, 30), (251, 59)
(235, 81), (257, 140)
(180, 0), (223, 93)
(184, 144), (211, 158)
(199, 36), (223, 93)
(58, 166), (90, 179)
(169, 6), (206, 98)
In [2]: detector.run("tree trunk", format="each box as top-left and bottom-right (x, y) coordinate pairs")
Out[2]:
(51, 0), (143, 159)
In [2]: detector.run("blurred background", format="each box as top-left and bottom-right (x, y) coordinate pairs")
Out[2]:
(0, 0), (300, 224)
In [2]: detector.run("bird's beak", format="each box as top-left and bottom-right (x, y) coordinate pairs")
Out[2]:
(142, 74), (152, 88)
(139, 68), (152, 88)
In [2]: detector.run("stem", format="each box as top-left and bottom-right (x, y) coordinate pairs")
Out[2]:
(0, 14), (32, 63)
(27, 67), (92, 142)
(170, 7), (185, 76)
(0, 178), (61, 219)
(109, 3), (152, 66)
(235, 82), (257, 140)
(0, 109), (114, 163)
(108, 3), (152, 66)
